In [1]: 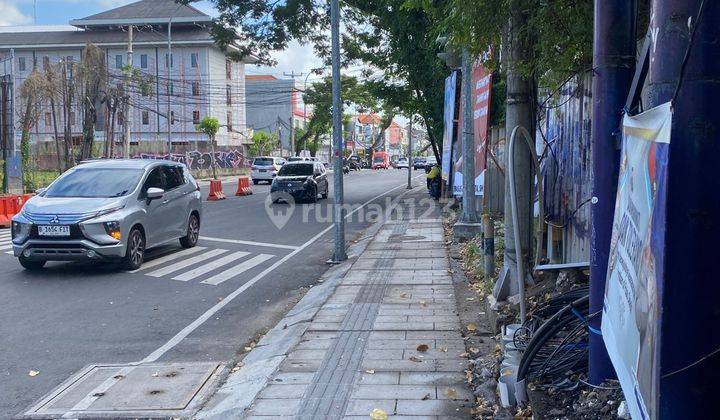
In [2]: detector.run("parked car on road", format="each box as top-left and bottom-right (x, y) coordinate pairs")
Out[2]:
(251, 156), (286, 184)
(396, 157), (409, 169)
(270, 162), (329, 203)
(413, 157), (427, 170)
(11, 160), (202, 271)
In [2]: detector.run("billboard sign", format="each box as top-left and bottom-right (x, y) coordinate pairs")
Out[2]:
(602, 102), (671, 420)
(441, 72), (457, 181)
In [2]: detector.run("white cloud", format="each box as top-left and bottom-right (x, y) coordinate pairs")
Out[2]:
(0, 0), (32, 26)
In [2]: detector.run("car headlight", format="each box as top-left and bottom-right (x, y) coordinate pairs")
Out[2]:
(11, 220), (30, 241)
(104, 221), (122, 240)
(92, 205), (125, 219)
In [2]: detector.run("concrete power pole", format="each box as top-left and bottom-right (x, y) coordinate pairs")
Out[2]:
(123, 25), (133, 159)
(495, 0), (534, 299)
(589, 0), (636, 385)
(454, 50), (482, 239)
(330, 0), (347, 262)
(407, 117), (413, 189)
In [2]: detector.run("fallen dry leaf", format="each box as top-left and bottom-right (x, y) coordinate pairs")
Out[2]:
(400, 293), (409, 298)
(369, 408), (388, 420)
(28, 370), (39, 377)
(365, 369), (375, 374)
(459, 352), (469, 358)
(244, 347), (253, 352)
(445, 387), (459, 400)
(439, 346), (448, 353)
(419, 299), (428, 307)
(469, 347), (479, 353)
(409, 356), (423, 363)
(466, 323), (477, 331)
(465, 370), (473, 383)
(416, 344), (429, 353)
(421, 393), (432, 400)
(151, 372), (159, 377)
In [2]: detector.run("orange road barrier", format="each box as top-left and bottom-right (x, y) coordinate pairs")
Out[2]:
(235, 176), (253, 196)
(207, 179), (226, 201)
(0, 195), (24, 228)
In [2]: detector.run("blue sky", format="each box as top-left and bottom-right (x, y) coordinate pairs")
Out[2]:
(0, 0), (323, 76)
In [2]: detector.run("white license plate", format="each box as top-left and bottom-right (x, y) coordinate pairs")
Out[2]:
(38, 225), (71, 237)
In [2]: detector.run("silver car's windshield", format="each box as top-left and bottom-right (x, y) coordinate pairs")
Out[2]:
(45, 168), (144, 198)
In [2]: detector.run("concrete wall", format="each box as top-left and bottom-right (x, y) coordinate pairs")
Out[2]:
(245, 78), (293, 149)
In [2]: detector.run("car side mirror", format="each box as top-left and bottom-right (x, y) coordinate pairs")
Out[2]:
(146, 187), (165, 200)
(36, 187), (47, 195)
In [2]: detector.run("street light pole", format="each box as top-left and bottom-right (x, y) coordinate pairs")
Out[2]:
(167, 18), (173, 155)
(330, 0), (346, 262)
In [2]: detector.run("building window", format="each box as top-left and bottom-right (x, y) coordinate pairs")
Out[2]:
(226, 85), (232, 105)
(45, 112), (51, 126)
(142, 111), (149, 125)
(69, 112), (75, 126)
(170, 111), (175, 125)
(193, 111), (200, 125)
(118, 111), (124, 126)
(191, 53), (198, 68)
(192, 81), (200, 96)
(43, 56), (50, 70)
(18, 57), (26, 72)
(140, 54), (148, 69)
(226, 111), (233, 132)
(115, 55), (123, 69)
(225, 59), (232, 79)
(165, 53), (173, 69)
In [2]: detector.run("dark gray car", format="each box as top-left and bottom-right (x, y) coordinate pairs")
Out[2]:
(11, 160), (203, 271)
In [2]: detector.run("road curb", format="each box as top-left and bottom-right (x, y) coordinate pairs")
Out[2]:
(195, 206), (390, 419)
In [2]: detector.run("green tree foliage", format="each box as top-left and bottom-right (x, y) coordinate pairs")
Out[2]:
(201, 0), (449, 161)
(249, 131), (280, 157)
(196, 116), (221, 179)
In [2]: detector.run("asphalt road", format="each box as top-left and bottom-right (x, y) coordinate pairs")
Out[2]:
(0, 168), (424, 418)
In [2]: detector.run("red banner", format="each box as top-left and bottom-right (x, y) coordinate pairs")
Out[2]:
(473, 64), (492, 196)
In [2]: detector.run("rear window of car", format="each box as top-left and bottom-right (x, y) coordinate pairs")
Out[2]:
(253, 158), (275, 166)
(373, 157), (384, 162)
(278, 163), (313, 176)
(45, 168), (144, 198)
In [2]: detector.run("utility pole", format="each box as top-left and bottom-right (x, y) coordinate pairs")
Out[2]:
(494, 0), (534, 299)
(407, 117), (413, 189)
(123, 24), (133, 159)
(645, 0), (718, 416)
(330, 0), (346, 262)
(167, 21), (173, 154)
(284, 71), (305, 156)
(454, 50), (482, 239)
(589, 0), (635, 385)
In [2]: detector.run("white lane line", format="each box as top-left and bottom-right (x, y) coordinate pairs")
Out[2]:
(199, 236), (299, 250)
(146, 249), (228, 278)
(129, 246), (206, 273)
(139, 180), (418, 364)
(201, 254), (274, 286)
(172, 251), (250, 282)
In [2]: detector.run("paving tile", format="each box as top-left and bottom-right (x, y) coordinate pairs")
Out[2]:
(364, 349), (405, 360)
(399, 372), (466, 386)
(251, 398), (301, 416)
(287, 349), (330, 360)
(395, 400), (471, 416)
(344, 399), (396, 416)
(352, 384), (436, 400)
(258, 384), (308, 399)
(357, 372), (400, 385)
(373, 322), (435, 331)
(271, 372), (316, 385)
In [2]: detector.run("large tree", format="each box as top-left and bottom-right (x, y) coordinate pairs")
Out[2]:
(199, 0), (450, 161)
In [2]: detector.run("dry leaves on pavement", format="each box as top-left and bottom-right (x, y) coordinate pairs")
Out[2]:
(416, 344), (429, 352)
(369, 408), (388, 420)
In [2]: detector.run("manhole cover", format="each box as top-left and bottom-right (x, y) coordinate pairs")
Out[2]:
(21, 362), (223, 419)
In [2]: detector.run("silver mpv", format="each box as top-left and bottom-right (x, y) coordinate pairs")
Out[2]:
(11, 160), (203, 270)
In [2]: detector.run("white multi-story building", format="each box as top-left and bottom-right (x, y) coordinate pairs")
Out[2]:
(0, 0), (255, 154)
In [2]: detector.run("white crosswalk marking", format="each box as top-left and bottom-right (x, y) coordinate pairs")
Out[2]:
(172, 251), (250, 282)
(129, 246), (206, 273)
(201, 254), (274, 286)
(146, 249), (228, 278)
(0, 244), (12, 251)
(0, 230), (12, 254)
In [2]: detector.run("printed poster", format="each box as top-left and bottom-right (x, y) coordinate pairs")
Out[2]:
(441, 72), (457, 182)
(602, 102), (671, 420)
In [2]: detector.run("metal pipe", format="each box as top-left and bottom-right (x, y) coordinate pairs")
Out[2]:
(507, 125), (545, 322)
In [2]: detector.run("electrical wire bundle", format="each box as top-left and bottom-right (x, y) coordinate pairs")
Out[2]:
(516, 294), (592, 386)
(513, 286), (589, 351)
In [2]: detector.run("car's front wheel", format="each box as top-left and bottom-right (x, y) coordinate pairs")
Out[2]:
(122, 227), (145, 270)
(19, 256), (46, 270)
(180, 214), (200, 248)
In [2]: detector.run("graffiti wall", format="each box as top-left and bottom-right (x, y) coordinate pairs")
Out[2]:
(133, 149), (251, 170)
(538, 73), (593, 263)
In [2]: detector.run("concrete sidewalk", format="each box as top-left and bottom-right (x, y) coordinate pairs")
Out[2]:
(198, 190), (473, 419)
